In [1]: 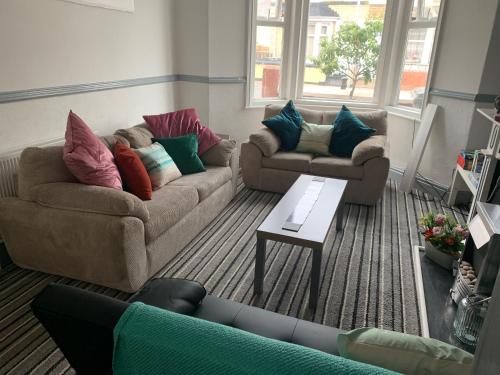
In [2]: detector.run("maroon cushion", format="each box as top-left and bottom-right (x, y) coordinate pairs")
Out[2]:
(143, 108), (220, 156)
(113, 142), (152, 200)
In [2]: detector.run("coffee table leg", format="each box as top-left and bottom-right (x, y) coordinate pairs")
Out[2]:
(336, 197), (345, 231)
(254, 237), (266, 295)
(309, 247), (322, 310)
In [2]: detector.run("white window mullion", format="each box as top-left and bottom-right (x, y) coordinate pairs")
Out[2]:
(290, 0), (309, 101)
(383, 0), (414, 107)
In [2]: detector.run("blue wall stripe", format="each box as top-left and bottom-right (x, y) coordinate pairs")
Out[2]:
(0, 75), (247, 104)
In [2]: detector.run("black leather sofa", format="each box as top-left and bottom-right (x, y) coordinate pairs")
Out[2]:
(31, 278), (344, 375)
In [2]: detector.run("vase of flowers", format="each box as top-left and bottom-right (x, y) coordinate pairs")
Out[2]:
(419, 212), (469, 270)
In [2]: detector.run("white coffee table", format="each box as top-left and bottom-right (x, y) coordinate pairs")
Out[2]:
(254, 174), (347, 310)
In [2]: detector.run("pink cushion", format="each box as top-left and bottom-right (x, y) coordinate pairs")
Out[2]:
(63, 111), (122, 190)
(143, 108), (220, 155)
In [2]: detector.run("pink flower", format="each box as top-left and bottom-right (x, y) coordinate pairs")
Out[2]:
(432, 226), (443, 236)
(435, 214), (446, 226)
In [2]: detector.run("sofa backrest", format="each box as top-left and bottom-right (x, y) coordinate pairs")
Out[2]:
(114, 123), (154, 149)
(264, 104), (388, 135)
(18, 146), (77, 201)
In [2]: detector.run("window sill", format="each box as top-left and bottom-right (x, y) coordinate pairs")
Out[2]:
(246, 97), (382, 111)
(385, 106), (422, 121)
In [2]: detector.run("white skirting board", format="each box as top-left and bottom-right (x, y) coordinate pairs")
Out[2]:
(413, 245), (430, 338)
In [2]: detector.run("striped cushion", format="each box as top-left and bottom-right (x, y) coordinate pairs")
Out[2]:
(134, 143), (181, 189)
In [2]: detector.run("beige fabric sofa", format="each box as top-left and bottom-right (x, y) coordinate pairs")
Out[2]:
(0, 125), (238, 292)
(241, 105), (390, 205)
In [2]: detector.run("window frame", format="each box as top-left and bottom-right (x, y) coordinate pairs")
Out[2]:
(246, 0), (445, 118)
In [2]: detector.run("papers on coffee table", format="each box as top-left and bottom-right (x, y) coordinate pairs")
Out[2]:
(282, 177), (325, 232)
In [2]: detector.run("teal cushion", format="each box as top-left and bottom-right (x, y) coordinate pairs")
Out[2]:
(337, 327), (474, 375)
(153, 134), (205, 175)
(262, 100), (303, 151)
(330, 105), (376, 157)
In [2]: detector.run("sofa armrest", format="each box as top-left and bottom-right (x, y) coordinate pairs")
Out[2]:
(249, 128), (280, 157)
(31, 182), (150, 222)
(351, 135), (388, 166)
(201, 139), (237, 167)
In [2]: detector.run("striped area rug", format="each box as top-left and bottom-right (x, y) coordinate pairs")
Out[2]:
(0, 179), (466, 374)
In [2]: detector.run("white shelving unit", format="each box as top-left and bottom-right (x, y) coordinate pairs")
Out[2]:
(448, 109), (500, 222)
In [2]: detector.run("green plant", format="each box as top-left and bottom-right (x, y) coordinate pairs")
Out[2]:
(314, 20), (383, 99)
(419, 212), (469, 256)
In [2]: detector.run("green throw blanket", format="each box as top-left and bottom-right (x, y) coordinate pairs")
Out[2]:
(113, 302), (398, 375)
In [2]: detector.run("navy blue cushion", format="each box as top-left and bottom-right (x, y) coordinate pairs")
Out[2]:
(329, 105), (376, 157)
(262, 100), (304, 151)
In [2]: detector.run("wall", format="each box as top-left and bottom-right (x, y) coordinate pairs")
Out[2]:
(0, 0), (176, 154)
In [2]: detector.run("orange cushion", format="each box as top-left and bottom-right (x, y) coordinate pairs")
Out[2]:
(113, 142), (152, 200)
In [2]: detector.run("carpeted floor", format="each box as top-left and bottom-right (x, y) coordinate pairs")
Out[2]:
(0, 179), (466, 374)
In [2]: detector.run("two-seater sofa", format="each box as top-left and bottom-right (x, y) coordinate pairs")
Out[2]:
(241, 105), (390, 205)
(0, 124), (238, 292)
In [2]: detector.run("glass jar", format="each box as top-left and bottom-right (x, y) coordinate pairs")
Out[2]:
(453, 294), (489, 346)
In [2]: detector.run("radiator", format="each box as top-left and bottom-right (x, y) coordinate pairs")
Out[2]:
(0, 137), (65, 199)
(0, 154), (20, 198)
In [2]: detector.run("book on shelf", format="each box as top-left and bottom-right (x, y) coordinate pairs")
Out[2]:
(457, 149), (475, 171)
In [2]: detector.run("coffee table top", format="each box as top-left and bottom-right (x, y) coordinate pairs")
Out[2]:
(257, 175), (347, 248)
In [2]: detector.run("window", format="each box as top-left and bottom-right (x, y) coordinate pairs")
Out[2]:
(248, 0), (444, 115)
(302, 1), (387, 101)
(398, 0), (441, 109)
(251, 0), (287, 100)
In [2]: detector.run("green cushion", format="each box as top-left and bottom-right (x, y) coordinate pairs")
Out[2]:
(295, 122), (333, 156)
(153, 134), (205, 175)
(337, 328), (474, 375)
(330, 105), (375, 157)
(262, 100), (303, 151)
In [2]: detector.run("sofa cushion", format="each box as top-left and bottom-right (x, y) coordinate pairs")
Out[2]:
(310, 157), (364, 180)
(63, 111), (122, 190)
(329, 106), (376, 158)
(200, 139), (236, 167)
(144, 185), (199, 243)
(262, 100), (303, 151)
(18, 146), (77, 201)
(249, 128), (281, 157)
(100, 135), (130, 150)
(32, 182), (150, 222)
(144, 108), (220, 156)
(296, 122), (333, 156)
(351, 135), (387, 166)
(338, 327), (474, 375)
(262, 152), (313, 173)
(113, 142), (153, 200)
(134, 143), (182, 190)
(169, 166), (232, 201)
(115, 124), (154, 149)
(264, 104), (323, 124)
(323, 110), (387, 136)
(153, 135), (206, 175)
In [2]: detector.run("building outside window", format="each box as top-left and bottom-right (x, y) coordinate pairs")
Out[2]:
(248, 0), (443, 115)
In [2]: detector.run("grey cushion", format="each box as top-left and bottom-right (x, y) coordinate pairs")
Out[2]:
(201, 139), (236, 167)
(99, 135), (130, 150)
(115, 123), (154, 149)
(144, 185), (199, 243)
(262, 152), (313, 173)
(169, 166), (232, 201)
(310, 157), (364, 180)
